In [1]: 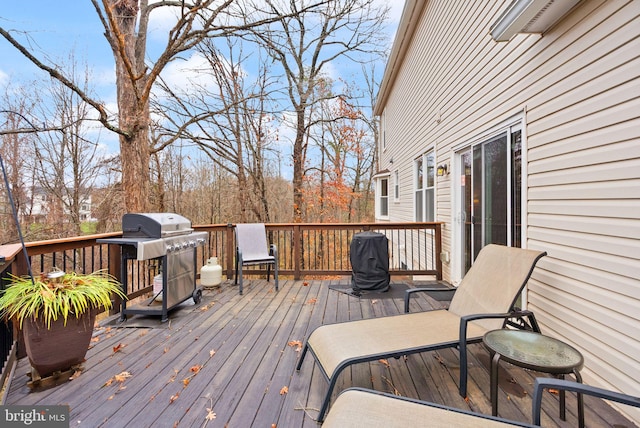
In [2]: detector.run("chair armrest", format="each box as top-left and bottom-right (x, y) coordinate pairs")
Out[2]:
(460, 309), (541, 337)
(532, 378), (640, 425)
(404, 287), (456, 313)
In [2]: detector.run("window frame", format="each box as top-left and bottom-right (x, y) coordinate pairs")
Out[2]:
(377, 174), (390, 220)
(414, 151), (435, 222)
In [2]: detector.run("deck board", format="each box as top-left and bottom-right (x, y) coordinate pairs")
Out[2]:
(5, 279), (637, 428)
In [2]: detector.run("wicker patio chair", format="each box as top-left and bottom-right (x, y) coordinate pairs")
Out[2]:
(234, 223), (278, 295)
(296, 244), (547, 422)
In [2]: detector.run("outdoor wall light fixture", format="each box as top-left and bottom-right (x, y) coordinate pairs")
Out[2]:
(437, 164), (448, 177)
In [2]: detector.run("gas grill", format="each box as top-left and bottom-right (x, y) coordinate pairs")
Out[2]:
(98, 213), (207, 322)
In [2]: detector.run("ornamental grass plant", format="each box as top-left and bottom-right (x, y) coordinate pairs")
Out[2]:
(0, 269), (126, 329)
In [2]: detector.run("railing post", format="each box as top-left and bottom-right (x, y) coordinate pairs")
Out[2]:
(13, 249), (29, 277)
(107, 244), (122, 316)
(435, 223), (443, 280)
(225, 224), (235, 279)
(293, 224), (301, 280)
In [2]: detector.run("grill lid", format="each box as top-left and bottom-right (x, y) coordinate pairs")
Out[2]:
(122, 213), (193, 238)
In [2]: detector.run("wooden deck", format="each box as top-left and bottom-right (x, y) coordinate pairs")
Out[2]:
(5, 279), (636, 427)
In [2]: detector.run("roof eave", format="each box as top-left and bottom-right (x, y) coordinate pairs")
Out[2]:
(373, 0), (428, 117)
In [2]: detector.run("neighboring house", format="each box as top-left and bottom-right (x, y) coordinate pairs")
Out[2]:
(22, 187), (95, 223)
(374, 0), (639, 422)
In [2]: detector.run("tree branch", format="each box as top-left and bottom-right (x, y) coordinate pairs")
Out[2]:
(0, 27), (128, 138)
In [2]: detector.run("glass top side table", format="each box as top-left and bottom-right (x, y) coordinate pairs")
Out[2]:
(483, 329), (585, 428)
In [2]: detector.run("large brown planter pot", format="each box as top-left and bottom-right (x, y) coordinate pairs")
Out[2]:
(22, 310), (96, 378)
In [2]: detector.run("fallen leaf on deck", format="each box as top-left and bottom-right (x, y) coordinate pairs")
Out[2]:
(170, 392), (180, 403)
(113, 343), (124, 353)
(287, 340), (303, 352)
(209, 349), (216, 357)
(306, 297), (317, 305)
(114, 371), (132, 383)
(190, 365), (202, 374)
(379, 359), (390, 368)
(69, 370), (82, 381)
(182, 378), (190, 387)
(280, 386), (288, 395)
(205, 408), (216, 421)
(200, 302), (215, 311)
(104, 371), (131, 387)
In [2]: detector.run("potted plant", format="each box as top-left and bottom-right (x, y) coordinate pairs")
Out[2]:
(0, 269), (126, 383)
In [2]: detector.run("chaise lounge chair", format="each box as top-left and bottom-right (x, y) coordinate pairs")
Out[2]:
(322, 378), (640, 427)
(296, 244), (547, 422)
(234, 223), (279, 295)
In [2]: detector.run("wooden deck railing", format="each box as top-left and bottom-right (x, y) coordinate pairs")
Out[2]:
(0, 222), (442, 392)
(196, 222), (442, 279)
(1, 222), (442, 294)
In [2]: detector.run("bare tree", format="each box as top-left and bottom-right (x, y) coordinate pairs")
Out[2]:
(0, 0), (296, 213)
(350, 62), (381, 220)
(32, 62), (111, 237)
(0, 86), (38, 243)
(247, 0), (388, 222)
(154, 36), (281, 222)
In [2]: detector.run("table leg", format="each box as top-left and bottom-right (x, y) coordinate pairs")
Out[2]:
(558, 374), (566, 420)
(490, 351), (501, 417)
(574, 370), (584, 428)
(557, 371), (584, 428)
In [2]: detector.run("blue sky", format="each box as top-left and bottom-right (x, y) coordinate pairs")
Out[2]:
(1, 1), (405, 174)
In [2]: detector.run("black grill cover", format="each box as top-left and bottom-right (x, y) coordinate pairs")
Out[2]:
(350, 231), (390, 291)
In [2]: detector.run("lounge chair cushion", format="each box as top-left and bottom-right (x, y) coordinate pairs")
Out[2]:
(308, 309), (488, 379)
(323, 389), (528, 427)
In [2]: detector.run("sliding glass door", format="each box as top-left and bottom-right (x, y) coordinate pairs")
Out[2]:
(457, 125), (522, 275)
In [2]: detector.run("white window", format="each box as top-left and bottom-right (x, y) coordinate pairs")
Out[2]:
(415, 151), (435, 221)
(378, 176), (389, 219)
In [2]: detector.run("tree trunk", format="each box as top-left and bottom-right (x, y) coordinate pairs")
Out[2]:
(292, 109), (306, 223)
(112, 0), (150, 213)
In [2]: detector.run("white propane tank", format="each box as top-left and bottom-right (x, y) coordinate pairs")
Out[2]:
(201, 257), (223, 287)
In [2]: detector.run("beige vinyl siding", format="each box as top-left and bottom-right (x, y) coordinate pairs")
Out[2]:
(523, 3), (640, 410)
(379, 0), (639, 422)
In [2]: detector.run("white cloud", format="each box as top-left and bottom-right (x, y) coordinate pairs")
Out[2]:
(146, 0), (181, 42)
(91, 65), (116, 87)
(159, 52), (218, 95)
(384, 0), (406, 24)
(0, 69), (8, 87)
